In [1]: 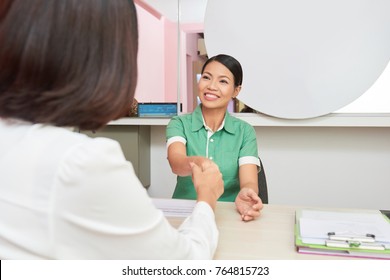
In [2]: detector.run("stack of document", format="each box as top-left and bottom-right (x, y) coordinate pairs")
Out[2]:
(152, 198), (196, 217)
(295, 209), (390, 259)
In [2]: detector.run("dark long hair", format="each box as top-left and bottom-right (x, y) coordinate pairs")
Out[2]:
(0, 0), (138, 130)
(201, 54), (243, 87)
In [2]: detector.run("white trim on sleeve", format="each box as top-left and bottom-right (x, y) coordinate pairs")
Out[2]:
(166, 136), (186, 148)
(239, 156), (260, 168)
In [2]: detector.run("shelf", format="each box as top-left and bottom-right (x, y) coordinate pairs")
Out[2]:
(108, 113), (390, 127)
(108, 117), (171, 126)
(231, 113), (390, 127)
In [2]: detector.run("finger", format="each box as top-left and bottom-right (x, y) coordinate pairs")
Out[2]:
(242, 214), (255, 222)
(252, 200), (263, 210)
(240, 206), (256, 216)
(200, 160), (213, 171)
(190, 162), (201, 175)
(247, 208), (261, 216)
(245, 209), (261, 219)
(248, 191), (261, 201)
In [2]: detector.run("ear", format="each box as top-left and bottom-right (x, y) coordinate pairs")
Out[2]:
(233, 85), (242, 98)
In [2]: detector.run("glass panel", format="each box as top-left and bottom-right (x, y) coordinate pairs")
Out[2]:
(177, 0), (207, 113)
(138, 1), (390, 117)
(133, 0), (180, 115)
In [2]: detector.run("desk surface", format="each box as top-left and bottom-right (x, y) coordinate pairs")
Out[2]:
(168, 202), (364, 260)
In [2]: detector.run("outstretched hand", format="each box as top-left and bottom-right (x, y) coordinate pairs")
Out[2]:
(191, 161), (224, 210)
(235, 188), (263, 221)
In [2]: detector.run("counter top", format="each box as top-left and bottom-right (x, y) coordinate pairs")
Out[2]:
(108, 113), (390, 127)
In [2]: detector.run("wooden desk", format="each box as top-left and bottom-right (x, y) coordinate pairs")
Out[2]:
(168, 202), (359, 260)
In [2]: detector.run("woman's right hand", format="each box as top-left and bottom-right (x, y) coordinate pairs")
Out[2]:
(190, 161), (224, 210)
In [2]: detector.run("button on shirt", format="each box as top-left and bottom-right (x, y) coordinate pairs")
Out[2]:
(166, 105), (260, 202)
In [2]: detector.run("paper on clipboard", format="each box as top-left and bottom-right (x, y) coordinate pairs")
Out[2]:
(299, 210), (390, 248)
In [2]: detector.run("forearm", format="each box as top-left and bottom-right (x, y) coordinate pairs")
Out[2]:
(197, 193), (217, 211)
(168, 155), (209, 177)
(240, 183), (258, 195)
(239, 164), (259, 195)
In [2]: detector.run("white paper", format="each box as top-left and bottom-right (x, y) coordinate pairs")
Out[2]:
(299, 210), (390, 246)
(152, 198), (196, 217)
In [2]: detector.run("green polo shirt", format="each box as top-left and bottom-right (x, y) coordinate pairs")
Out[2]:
(166, 105), (259, 202)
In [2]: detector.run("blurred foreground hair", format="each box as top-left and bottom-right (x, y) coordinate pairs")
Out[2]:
(0, 0), (138, 130)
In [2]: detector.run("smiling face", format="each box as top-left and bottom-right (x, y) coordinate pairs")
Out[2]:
(198, 61), (241, 111)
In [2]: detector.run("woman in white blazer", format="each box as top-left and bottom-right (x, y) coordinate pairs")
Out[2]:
(0, 0), (223, 259)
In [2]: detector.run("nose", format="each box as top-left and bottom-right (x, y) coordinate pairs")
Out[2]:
(207, 79), (217, 90)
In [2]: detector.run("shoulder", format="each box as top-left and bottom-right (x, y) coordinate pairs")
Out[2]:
(168, 112), (193, 124)
(25, 125), (127, 176)
(229, 114), (250, 125)
(167, 112), (195, 134)
(58, 131), (125, 171)
(36, 125), (122, 156)
(227, 114), (255, 133)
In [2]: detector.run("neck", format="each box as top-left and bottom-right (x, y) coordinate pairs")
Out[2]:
(201, 106), (226, 132)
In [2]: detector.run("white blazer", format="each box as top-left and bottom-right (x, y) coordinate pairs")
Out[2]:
(0, 119), (218, 259)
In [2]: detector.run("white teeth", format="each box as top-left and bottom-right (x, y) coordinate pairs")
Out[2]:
(205, 93), (218, 99)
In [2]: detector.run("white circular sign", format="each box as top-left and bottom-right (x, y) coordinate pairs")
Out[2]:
(204, 0), (390, 119)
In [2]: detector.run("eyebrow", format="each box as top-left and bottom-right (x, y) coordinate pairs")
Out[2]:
(203, 71), (232, 81)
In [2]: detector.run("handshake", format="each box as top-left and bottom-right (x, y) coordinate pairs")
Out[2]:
(190, 160), (263, 221)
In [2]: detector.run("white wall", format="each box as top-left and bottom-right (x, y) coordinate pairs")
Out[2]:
(147, 125), (390, 210)
(140, 0), (390, 210)
(148, 126), (177, 198)
(143, 0), (207, 23)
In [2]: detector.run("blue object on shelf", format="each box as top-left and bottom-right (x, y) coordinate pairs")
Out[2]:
(137, 103), (178, 117)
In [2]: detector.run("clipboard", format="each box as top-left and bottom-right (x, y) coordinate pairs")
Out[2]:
(294, 209), (390, 259)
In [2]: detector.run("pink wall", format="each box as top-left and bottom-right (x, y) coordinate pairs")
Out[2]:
(135, 3), (204, 112)
(180, 23), (205, 112)
(163, 20), (178, 102)
(135, 3), (177, 103)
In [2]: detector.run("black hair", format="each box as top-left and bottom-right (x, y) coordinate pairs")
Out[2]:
(0, 0), (138, 130)
(201, 54), (243, 87)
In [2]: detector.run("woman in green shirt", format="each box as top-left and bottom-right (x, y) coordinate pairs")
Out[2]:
(166, 54), (263, 221)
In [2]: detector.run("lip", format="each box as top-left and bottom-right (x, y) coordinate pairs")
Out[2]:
(203, 92), (220, 101)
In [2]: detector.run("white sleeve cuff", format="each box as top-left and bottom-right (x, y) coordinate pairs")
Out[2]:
(166, 136), (186, 148)
(239, 156), (260, 168)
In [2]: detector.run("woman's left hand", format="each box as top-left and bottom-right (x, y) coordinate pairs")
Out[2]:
(235, 188), (263, 221)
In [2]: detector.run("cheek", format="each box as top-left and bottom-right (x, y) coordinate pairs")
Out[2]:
(222, 88), (235, 98)
(197, 83), (206, 94)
